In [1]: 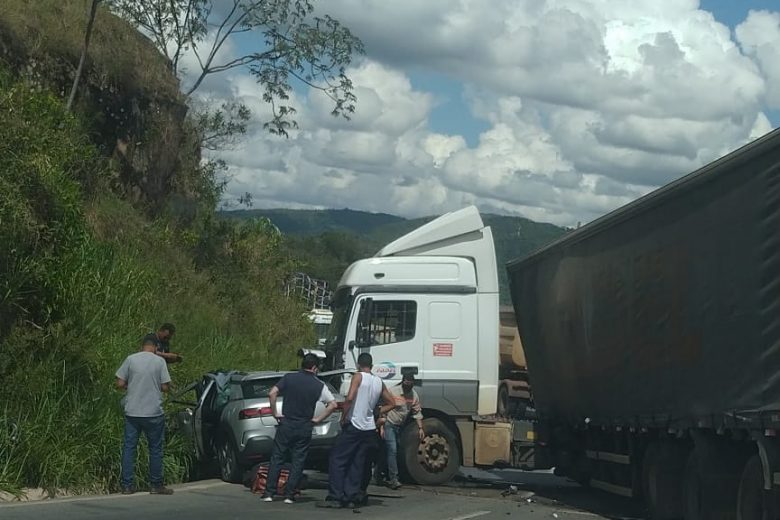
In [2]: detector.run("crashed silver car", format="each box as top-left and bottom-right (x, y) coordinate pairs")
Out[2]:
(173, 369), (346, 483)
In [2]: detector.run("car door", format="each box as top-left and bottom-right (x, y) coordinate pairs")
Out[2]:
(193, 376), (216, 460)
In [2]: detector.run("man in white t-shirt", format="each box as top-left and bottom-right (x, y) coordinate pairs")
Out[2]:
(115, 336), (172, 495)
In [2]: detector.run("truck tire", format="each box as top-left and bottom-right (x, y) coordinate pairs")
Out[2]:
(642, 441), (686, 520)
(217, 436), (241, 483)
(401, 417), (461, 486)
(683, 444), (745, 520)
(683, 451), (708, 520)
(737, 455), (779, 520)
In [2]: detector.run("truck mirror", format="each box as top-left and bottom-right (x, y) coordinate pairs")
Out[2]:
(356, 298), (374, 348)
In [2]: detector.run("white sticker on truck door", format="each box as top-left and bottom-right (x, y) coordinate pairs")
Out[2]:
(433, 343), (453, 356)
(372, 361), (397, 379)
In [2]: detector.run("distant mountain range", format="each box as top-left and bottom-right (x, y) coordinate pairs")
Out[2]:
(221, 208), (569, 302)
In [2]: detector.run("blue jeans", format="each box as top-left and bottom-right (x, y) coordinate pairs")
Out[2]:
(384, 423), (401, 481)
(265, 420), (312, 498)
(121, 415), (165, 489)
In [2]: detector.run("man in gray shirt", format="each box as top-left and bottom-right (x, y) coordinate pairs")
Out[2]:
(116, 336), (173, 495)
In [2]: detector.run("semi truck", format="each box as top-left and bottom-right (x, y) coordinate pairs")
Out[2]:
(507, 128), (780, 520)
(321, 128), (780, 520)
(321, 205), (536, 486)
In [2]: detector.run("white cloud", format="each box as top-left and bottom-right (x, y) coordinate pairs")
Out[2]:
(203, 1), (780, 227)
(737, 10), (780, 108)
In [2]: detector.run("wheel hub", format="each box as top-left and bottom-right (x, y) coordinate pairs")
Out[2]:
(417, 433), (450, 472)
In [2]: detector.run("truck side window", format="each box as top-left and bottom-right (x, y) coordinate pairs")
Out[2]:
(360, 300), (417, 345)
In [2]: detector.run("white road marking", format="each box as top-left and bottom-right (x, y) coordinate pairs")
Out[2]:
(0, 480), (231, 508)
(447, 511), (491, 520)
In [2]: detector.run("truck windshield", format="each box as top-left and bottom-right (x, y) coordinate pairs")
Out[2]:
(325, 287), (352, 350)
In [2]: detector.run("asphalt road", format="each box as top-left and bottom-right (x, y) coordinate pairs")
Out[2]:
(0, 470), (646, 520)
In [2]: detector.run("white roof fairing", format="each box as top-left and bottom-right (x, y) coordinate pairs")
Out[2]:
(371, 206), (499, 294)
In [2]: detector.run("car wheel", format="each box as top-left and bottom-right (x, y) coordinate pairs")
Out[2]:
(217, 436), (241, 483)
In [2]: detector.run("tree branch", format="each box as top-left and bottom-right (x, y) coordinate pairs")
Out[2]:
(185, 1), (248, 96)
(67, 0), (101, 111)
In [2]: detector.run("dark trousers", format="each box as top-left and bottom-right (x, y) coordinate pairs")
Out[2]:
(360, 429), (382, 493)
(327, 424), (378, 504)
(265, 420), (312, 498)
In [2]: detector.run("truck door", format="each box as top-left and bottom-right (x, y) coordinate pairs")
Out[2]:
(348, 294), (423, 387)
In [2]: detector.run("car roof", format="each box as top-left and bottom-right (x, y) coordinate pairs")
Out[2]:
(207, 370), (291, 382)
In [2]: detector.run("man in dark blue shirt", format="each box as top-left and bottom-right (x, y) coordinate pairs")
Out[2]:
(143, 323), (182, 364)
(262, 354), (337, 504)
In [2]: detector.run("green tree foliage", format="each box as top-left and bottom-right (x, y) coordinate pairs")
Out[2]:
(110, 0), (364, 136)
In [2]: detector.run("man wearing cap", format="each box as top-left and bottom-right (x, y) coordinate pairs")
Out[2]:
(378, 372), (425, 490)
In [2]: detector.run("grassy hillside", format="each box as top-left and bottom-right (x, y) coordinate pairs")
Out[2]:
(0, 4), (313, 497)
(226, 209), (569, 302)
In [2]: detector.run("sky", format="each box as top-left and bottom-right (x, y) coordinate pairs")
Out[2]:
(178, 1), (780, 227)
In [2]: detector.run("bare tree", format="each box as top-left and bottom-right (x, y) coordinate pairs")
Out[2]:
(109, 0), (363, 136)
(67, 0), (102, 111)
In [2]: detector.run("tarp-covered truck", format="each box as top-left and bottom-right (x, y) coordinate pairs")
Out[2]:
(509, 128), (780, 519)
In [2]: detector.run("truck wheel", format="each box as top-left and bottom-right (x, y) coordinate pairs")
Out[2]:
(402, 418), (461, 486)
(642, 441), (686, 519)
(683, 451), (707, 520)
(217, 436), (241, 483)
(498, 384), (509, 417)
(683, 446), (744, 520)
(737, 455), (778, 520)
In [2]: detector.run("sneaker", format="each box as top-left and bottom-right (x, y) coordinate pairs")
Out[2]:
(261, 495), (273, 502)
(121, 487), (134, 495)
(388, 479), (402, 490)
(283, 498), (295, 504)
(149, 486), (174, 495)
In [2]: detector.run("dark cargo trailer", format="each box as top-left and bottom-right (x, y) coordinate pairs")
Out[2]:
(507, 128), (780, 519)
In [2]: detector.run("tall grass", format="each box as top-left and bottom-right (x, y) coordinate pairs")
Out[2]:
(0, 73), (314, 496)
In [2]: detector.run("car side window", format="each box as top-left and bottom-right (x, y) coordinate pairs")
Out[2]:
(358, 300), (417, 346)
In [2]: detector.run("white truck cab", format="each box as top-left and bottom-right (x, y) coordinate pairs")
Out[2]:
(323, 206), (508, 484)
